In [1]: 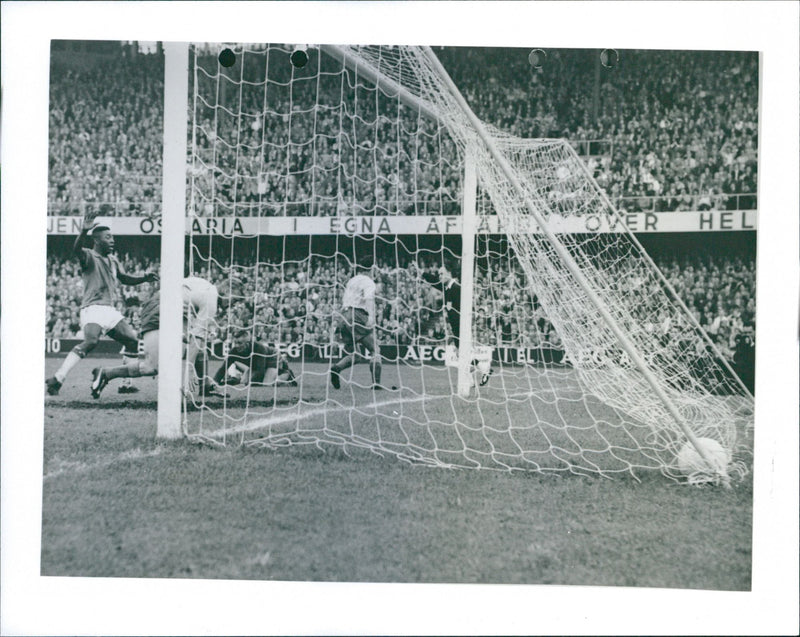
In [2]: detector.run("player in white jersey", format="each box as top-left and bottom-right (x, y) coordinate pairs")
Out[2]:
(330, 255), (383, 390)
(181, 275), (221, 396)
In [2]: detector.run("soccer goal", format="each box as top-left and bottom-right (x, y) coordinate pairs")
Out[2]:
(158, 43), (754, 484)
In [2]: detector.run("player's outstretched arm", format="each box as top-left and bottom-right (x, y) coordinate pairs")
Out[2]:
(117, 265), (159, 286)
(411, 262), (442, 288)
(421, 272), (440, 287)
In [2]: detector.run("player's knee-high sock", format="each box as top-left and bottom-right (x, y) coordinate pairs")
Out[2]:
(192, 352), (218, 391)
(125, 361), (156, 377)
(54, 348), (85, 383)
(212, 360), (227, 385)
(444, 343), (458, 368)
(102, 360), (156, 382)
(194, 352), (208, 380)
(120, 354), (135, 386)
(370, 359), (382, 385)
(104, 364), (131, 380)
(332, 355), (354, 372)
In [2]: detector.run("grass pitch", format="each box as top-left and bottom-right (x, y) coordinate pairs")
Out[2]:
(42, 356), (753, 589)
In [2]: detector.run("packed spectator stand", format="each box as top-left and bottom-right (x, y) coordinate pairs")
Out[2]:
(48, 45), (758, 217)
(48, 44), (164, 217)
(443, 48), (758, 214)
(46, 43), (757, 373)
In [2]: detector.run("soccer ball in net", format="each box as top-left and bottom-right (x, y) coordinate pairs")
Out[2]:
(676, 437), (730, 480)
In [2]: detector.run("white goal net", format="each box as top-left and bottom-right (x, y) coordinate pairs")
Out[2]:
(174, 43), (753, 483)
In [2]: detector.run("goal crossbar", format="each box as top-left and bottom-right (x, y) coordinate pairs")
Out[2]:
(319, 45), (441, 123)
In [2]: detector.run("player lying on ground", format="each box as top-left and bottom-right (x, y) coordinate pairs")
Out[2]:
(90, 277), (225, 399)
(412, 261), (493, 386)
(46, 211), (158, 396)
(330, 255), (383, 390)
(213, 326), (298, 387)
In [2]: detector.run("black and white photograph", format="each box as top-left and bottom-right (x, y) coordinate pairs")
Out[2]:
(3, 2), (798, 635)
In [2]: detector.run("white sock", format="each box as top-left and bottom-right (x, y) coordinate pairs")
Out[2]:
(55, 351), (82, 383)
(121, 356), (134, 385)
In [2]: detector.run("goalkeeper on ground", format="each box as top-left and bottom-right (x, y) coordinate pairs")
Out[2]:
(214, 326), (298, 387)
(411, 261), (493, 386)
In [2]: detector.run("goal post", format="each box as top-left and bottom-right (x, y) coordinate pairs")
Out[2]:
(457, 146), (478, 397)
(173, 43), (753, 483)
(418, 47), (724, 479)
(156, 41), (188, 439)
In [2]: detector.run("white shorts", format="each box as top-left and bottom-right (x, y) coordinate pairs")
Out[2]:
(141, 329), (160, 372)
(80, 305), (125, 333)
(182, 277), (219, 340)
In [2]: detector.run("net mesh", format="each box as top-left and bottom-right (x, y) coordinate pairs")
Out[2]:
(183, 43), (753, 482)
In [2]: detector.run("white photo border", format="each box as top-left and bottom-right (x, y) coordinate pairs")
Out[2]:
(2, 1), (798, 635)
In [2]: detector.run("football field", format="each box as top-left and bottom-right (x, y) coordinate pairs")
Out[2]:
(42, 355), (753, 589)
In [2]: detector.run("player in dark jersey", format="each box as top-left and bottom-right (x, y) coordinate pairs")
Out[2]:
(419, 264), (463, 347)
(212, 327), (297, 388)
(90, 288), (162, 396)
(413, 261), (493, 386)
(89, 283), (225, 399)
(46, 211), (158, 396)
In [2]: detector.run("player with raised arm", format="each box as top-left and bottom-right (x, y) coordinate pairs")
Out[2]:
(213, 326), (298, 388)
(90, 276), (225, 399)
(330, 255), (383, 390)
(412, 260), (493, 386)
(45, 211), (158, 396)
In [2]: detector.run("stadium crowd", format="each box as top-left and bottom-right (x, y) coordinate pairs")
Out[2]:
(48, 46), (757, 217)
(443, 48), (758, 213)
(48, 52), (164, 216)
(45, 249), (755, 365)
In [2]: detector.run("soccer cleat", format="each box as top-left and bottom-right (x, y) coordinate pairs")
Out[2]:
(479, 368), (494, 386)
(200, 382), (226, 399)
(276, 369), (298, 387)
(330, 369), (340, 389)
(45, 376), (62, 396)
(90, 368), (109, 399)
(118, 385), (140, 394)
(372, 384), (385, 391)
